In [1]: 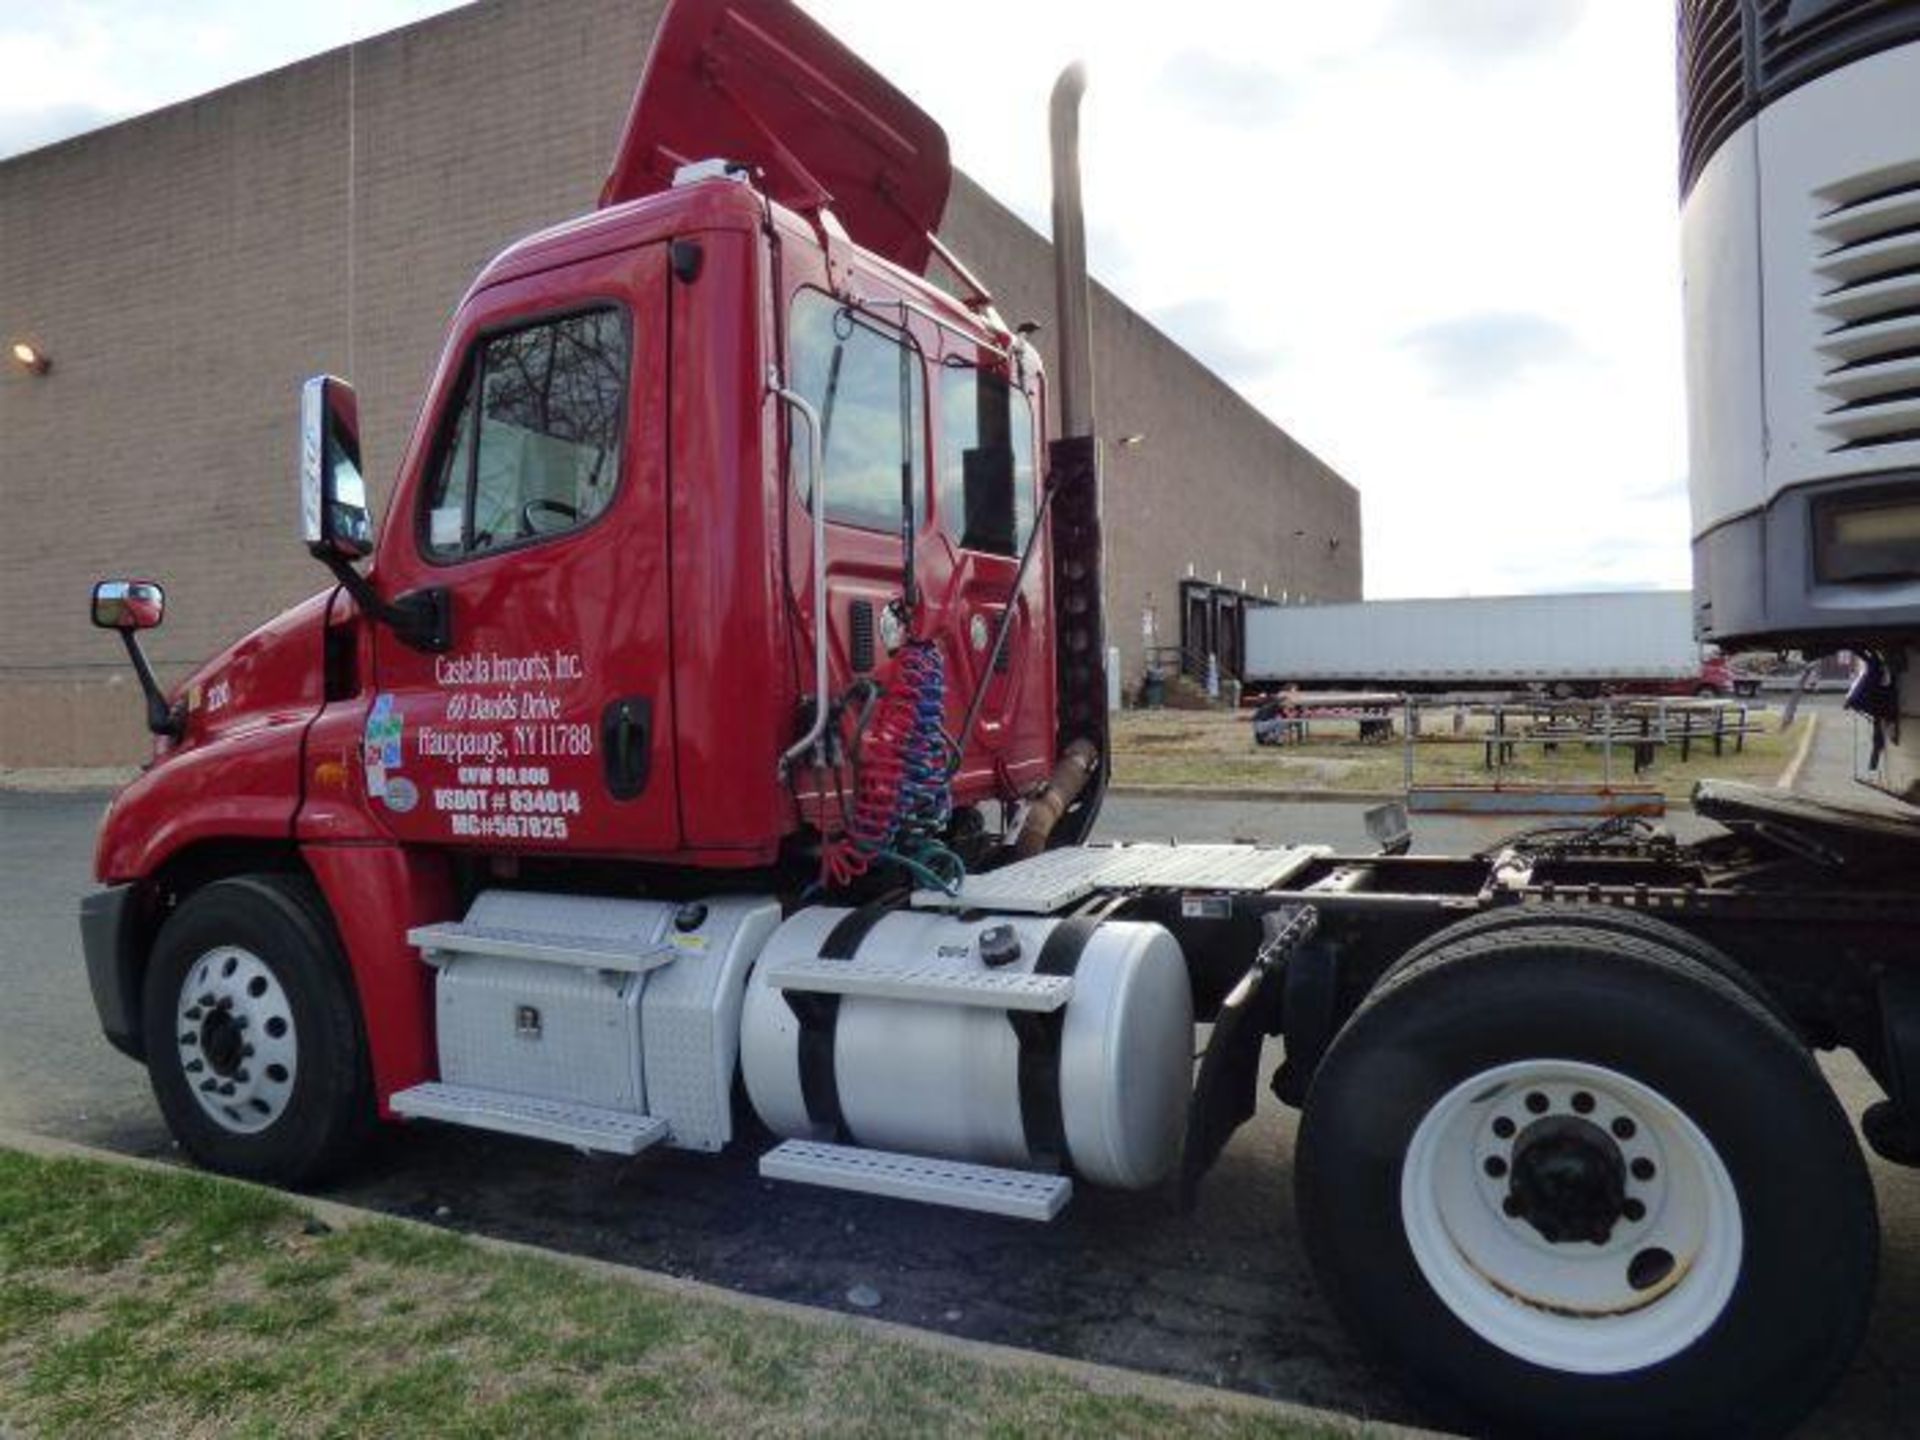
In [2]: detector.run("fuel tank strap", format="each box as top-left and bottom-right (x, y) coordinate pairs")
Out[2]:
(1014, 917), (1099, 1169)
(792, 901), (899, 1138)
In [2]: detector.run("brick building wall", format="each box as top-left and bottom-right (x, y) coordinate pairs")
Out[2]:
(0, 0), (1359, 768)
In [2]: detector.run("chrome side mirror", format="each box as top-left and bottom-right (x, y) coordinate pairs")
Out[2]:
(91, 579), (166, 632)
(89, 579), (181, 737)
(300, 375), (373, 560)
(296, 374), (450, 652)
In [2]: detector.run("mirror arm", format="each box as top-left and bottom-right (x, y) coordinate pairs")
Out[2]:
(118, 630), (184, 739)
(312, 551), (452, 654)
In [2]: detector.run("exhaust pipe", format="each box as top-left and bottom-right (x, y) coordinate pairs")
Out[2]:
(1050, 63), (1094, 439)
(1041, 62), (1110, 848)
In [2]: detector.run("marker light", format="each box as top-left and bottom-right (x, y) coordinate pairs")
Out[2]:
(9, 342), (50, 375)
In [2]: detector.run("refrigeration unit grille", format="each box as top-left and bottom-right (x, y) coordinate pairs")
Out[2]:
(1678, 0), (1749, 196)
(1815, 162), (1920, 453)
(1678, 1), (1920, 197)
(1756, 0), (1920, 94)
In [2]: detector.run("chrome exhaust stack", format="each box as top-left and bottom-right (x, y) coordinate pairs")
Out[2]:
(1050, 63), (1095, 439)
(1042, 61), (1109, 847)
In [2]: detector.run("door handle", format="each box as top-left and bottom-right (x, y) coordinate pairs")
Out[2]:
(601, 695), (652, 800)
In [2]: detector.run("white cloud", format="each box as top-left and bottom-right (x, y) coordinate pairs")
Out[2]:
(1384, 0), (1591, 67)
(1402, 311), (1587, 395)
(1157, 51), (1292, 128)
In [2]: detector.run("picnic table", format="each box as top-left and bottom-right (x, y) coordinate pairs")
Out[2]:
(1478, 698), (1765, 774)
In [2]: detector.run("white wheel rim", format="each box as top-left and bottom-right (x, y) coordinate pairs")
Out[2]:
(174, 946), (300, 1135)
(1400, 1058), (1742, 1374)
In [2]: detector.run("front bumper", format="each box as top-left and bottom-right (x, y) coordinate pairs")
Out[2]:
(79, 885), (143, 1061)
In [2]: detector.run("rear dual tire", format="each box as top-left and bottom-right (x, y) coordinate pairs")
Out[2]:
(1296, 925), (1876, 1438)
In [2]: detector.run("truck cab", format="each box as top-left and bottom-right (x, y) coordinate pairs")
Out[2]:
(81, 0), (1108, 1176)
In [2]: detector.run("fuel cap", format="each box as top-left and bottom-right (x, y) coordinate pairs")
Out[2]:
(978, 923), (1021, 968)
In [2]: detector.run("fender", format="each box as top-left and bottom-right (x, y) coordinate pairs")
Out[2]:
(95, 726), (309, 882)
(94, 589), (336, 884)
(300, 843), (455, 1112)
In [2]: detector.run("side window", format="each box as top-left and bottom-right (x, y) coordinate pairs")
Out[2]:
(423, 307), (629, 559)
(937, 363), (1036, 556)
(787, 290), (926, 532)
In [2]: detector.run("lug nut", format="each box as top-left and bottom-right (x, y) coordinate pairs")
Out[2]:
(1631, 1157), (1656, 1182)
(185, 1060), (204, 1074)
(1623, 1198), (1646, 1223)
(1525, 1092), (1550, 1115)
(1492, 1116), (1516, 1139)
(1571, 1091), (1595, 1114)
(1611, 1116), (1637, 1140)
(1483, 1155), (1508, 1179)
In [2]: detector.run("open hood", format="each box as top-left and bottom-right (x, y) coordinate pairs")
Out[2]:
(601, 0), (951, 275)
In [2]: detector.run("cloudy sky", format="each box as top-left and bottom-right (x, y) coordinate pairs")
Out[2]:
(1, 0), (1688, 599)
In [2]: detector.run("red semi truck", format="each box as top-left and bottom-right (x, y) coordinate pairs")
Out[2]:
(79, 3), (1920, 1435)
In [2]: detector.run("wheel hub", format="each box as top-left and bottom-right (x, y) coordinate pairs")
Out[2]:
(1506, 1117), (1626, 1244)
(1400, 1059), (1744, 1374)
(174, 946), (299, 1136)
(200, 1004), (245, 1077)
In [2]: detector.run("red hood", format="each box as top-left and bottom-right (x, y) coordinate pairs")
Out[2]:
(600, 0), (950, 275)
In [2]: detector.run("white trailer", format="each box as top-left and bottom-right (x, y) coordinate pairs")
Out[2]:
(1244, 591), (1704, 690)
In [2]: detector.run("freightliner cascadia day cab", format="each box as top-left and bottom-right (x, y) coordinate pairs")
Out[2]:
(76, 1), (1920, 1434)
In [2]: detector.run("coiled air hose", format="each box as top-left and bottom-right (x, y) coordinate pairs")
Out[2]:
(822, 639), (966, 894)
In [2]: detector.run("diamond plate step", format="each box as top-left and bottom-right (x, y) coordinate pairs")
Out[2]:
(914, 842), (1324, 914)
(763, 959), (1072, 1012)
(390, 1082), (669, 1154)
(760, 1139), (1071, 1221)
(407, 921), (676, 974)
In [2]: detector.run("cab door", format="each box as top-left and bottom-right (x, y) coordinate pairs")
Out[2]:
(361, 245), (678, 855)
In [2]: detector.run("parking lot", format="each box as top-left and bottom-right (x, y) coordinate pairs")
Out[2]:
(3, 715), (1916, 1437)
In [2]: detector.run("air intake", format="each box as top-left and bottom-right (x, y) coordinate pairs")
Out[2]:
(1814, 162), (1920, 452)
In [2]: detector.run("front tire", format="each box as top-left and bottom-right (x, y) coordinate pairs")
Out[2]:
(142, 875), (373, 1186)
(1296, 926), (1875, 1438)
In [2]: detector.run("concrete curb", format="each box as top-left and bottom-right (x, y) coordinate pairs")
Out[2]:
(0, 1126), (1442, 1438)
(0, 767), (135, 794)
(1777, 712), (1821, 791)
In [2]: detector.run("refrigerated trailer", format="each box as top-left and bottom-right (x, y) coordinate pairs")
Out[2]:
(74, 2), (1920, 1436)
(1242, 590), (1720, 693)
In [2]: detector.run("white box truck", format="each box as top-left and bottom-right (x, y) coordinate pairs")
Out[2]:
(1244, 591), (1737, 695)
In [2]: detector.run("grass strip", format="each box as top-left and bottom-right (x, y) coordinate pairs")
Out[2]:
(0, 1148), (1348, 1438)
(1111, 709), (1805, 801)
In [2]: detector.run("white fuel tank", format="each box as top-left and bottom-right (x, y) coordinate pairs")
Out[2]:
(740, 908), (1193, 1189)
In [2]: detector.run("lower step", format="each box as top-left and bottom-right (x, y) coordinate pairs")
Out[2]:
(390, 1082), (668, 1155)
(759, 1139), (1071, 1222)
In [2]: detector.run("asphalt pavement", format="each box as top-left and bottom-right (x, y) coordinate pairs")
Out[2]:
(2, 696), (1915, 1435)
